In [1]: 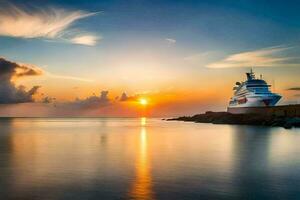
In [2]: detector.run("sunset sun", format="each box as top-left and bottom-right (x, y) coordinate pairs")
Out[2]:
(139, 98), (148, 106)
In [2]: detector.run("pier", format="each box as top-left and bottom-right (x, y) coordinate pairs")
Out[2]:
(227, 104), (300, 117)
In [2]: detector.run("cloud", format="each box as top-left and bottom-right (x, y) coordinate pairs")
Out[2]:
(0, 56), (96, 105)
(0, 4), (99, 46)
(0, 57), (42, 104)
(64, 91), (110, 109)
(45, 72), (94, 82)
(70, 34), (100, 46)
(41, 96), (56, 104)
(119, 92), (129, 101)
(206, 46), (296, 68)
(119, 92), (140, 102)
(287, 87), (300, 91)
(165, 38), (176, 44)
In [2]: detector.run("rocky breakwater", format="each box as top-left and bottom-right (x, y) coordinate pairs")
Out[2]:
(167, 111), (300, 129)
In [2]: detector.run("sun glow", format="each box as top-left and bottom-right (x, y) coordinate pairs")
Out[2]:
(139, 98), (148, 106)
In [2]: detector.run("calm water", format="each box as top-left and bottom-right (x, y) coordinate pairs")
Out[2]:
(0, 118), (300, 200)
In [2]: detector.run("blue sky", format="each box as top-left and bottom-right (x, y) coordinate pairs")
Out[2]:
(0, 0), (300, 116)
(2, 0), (299, 71)
(4, 0), (300, 48)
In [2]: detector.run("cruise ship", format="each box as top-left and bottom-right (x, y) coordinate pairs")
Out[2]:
(227, 69), (281, 113)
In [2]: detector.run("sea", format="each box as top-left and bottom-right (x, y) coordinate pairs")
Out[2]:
(0, 117), (300, 200)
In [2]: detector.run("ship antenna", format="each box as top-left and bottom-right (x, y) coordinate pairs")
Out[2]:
(250, 67), (255, 79)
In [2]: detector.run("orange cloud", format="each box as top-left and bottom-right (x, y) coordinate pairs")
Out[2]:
(206, 46), (295, 68)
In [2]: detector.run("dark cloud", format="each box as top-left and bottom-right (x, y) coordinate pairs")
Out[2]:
(42, 96), (56, 104)
(119, 92), (139, 102)
(120, 92), (128, 101)
(65, 90), (110, 109)
(287, 87), (300, 91)
(0, 57), (42, 104)
(0, 58), (42, 78)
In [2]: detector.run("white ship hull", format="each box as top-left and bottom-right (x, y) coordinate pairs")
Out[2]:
(228, 94), (281, 108)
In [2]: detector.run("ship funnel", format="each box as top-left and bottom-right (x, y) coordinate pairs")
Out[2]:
(246, 68), (255, 80)
(246, 73), (252, 80)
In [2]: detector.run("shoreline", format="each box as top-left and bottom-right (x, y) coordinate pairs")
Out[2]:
(167, 111), (300, 129)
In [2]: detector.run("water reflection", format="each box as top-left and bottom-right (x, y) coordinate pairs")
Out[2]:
(232, 126), (272, 170)
(129, 117), (154, 200)
(4, 118), (137, 199)
(0, 118), (14, 199)
(0, 118), (300, 199)
(231, 126), (273, 198)
(10, 119), (107, 198)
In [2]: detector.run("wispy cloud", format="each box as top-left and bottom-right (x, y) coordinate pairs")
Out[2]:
(45, 72), (94, 82)
(206, 46), (296, 68)
(0, 4), (99, 46)
(165, 38), (176, 44)
(70, 34), (101, 46)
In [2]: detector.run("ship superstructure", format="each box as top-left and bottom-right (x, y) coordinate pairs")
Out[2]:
(228, 69), (281, 110)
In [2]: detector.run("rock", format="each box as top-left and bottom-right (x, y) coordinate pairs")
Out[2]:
(167, 112), (300, 129)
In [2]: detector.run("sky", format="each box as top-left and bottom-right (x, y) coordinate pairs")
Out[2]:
(1, 0), (300, 117)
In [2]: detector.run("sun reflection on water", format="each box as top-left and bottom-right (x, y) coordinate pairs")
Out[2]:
(129, 117), (154, 200)
(141, 117), (147, 126)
